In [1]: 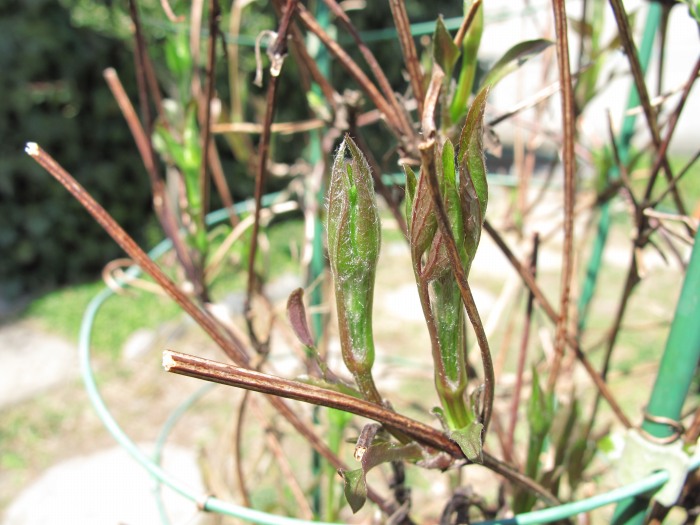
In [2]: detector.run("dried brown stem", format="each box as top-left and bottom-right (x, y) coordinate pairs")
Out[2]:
(163, 349), (561, 507)
(27, 143), (250, 363)
(248, 396), (315, 520)
(245, 0), (298, 351)
(195, 3), (238, 231)
(322, 0), (414, 139)
(505, 233), (539, 460)
(607, 0), (688, 220)
(292, 4), (404, 136)
(160, 0), (184, 22)
(234, 390), (253, 508)
(212, 119), (326, 135)
(26, 143), (400, 516)
(388, 0), (424, 117)
(102, 68), (197, 295)
(103, 69), (157, 186)
(128, 0), (154, 133)
(129, 0), (206, 297)
(453, 0), (483, 49)
(548, 0), (576, 391)
(483, 220), (633, 428)
(642, 56), (700, 206)
(199, 0), (220, 226)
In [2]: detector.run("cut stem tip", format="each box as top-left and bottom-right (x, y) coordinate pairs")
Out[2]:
(162, 350), (175, 371)
(25, 142), (39, 156)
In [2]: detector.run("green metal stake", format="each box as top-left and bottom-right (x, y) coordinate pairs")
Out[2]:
(612, 227), (700, 524)
(577, 2), (662, 332)
(307, 3), (330, 517)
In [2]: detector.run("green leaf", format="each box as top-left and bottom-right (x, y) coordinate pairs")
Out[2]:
(449, 421), (484, 462)
(431, 406), (450, 431)
(163, 30), (193, 102)
(341, 440), (423, 514)
(360, 440), (423, 472)
(441, 139), (460, 243)
(340, 468), (367, 513)
(433, 16), (460, 78)
(527, 368), (554, 437)
(449, 0), (484, 123)
(458, 87), (489, 217)
(408, 162), (438, 272)
(404, 164), (417, 231)
(481, 39), (553, 89)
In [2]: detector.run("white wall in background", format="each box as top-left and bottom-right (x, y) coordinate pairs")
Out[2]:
(476, 0), (699, 153)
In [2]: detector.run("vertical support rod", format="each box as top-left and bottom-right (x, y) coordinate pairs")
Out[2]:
(612, 229), (700, 524)
(308, 3), (331, 517)
(577, 3), (662, 332)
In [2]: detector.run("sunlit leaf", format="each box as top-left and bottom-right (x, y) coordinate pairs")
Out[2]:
(433, 16), (460, 78)
(449, 421), (484, 462)
(481, 39), (553, 89)
(340, 468), (367, 513)
(458, 87), (489, 213)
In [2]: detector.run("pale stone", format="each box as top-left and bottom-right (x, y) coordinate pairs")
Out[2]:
(0, 321), (78, 409)
(4, 444), (204, 525)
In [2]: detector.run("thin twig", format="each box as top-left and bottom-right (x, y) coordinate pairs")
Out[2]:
(505, 233), (539, 461)
(212, 119), (326, 135)
(548, 0), (576, 391)
(292, 4), (404, 136)
(607, 0), (688, 220)
(102, 68), (197, 295)
(483, 220), (633, 428)
(642, 56), (700, 206)
(163, 349), (561, 506)
(160, 0), (184, 22)
(650, 150), (700, 209)
(248, 396), (316, 520)
(418, 66), (494, 431)
(388, 0), (424, 117)
(246, 0), (298, 352)
(195, 0), (238, 230)
(103, 69), (158, 186)
(322, 0), (414, 139)
(453, 0), (483, 49)
(199, 0), (221, 229)
(234, 390), (253, 508)
(273, 1), (338, 110)
(26, 142), (400, 517)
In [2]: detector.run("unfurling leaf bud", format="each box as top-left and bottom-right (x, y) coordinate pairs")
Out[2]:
(404, 89), (490, 439)
(327, 135), (382, 404)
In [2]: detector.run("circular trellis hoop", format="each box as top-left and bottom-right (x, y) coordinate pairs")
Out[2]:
(78, 203), (700, 525)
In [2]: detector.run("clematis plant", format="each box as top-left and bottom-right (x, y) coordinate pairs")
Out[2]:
(405, 88), (489, 458)
(327, 135), (383, 405)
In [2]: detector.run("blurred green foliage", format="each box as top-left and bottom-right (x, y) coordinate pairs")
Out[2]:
(3, 0), (468, 305)
(0, 0), (152, 302)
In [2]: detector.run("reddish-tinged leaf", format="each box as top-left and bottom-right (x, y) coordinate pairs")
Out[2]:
(286, 288), (315, 348)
